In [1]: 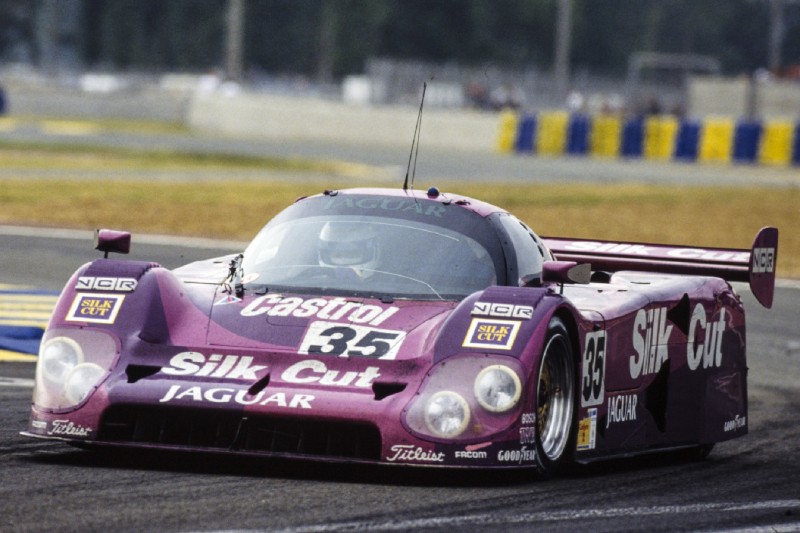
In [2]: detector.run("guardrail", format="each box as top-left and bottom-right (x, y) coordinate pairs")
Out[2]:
(496, 110), (800, 166)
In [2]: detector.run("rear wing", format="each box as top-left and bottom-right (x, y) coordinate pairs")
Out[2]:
(542, 227), (778, 308)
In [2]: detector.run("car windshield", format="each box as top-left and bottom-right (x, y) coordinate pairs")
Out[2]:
(241, 195), (503, 300)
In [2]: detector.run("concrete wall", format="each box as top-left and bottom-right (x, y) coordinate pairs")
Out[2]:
(758, 82), (800, 120)
(687, 77), (750, 118)
(688, 75), (800, 120)
(4, 86), (189, 123)
(187, 92), (501, 152)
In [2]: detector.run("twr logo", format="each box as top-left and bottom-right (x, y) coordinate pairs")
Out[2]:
(752, 248), (775, 274)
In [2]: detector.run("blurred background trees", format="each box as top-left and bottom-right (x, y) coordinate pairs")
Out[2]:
(1, 0), (798, 82)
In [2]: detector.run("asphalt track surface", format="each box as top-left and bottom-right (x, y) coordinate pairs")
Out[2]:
(1, 126), (800, 532)
(1, 232), (800, 533)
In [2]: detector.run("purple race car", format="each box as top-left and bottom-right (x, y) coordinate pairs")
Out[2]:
(23, 187), (778, 477)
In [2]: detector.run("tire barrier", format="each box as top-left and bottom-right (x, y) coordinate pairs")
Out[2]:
(498, 111), (800, 166)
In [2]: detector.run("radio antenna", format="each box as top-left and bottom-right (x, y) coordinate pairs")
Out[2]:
(403, 81), (427, 191)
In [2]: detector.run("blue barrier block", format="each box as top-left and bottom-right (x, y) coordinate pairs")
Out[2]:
(515, 114), (536, 153)
(793, 123), (800, 165)
(674, 120), (700, 161)
(566, 114), (590, 155)
(732, 121), (762, 163)
(621, 117), (644, 158)
(0, 325), (43, 355)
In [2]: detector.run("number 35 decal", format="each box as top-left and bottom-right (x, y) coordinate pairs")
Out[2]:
(581, 330), (606, 407)
(299, 321), (407, 360)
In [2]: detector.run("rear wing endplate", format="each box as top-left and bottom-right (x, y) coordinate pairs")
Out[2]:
(543, 227), (778, 308)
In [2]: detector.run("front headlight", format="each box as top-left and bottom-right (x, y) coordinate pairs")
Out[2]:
(64, 363), (107, 405)
(474, 365), (522, 413)
(404, 356), (526, 442)
(33, 330), (117, 411)
(424, 391), (470, 438)
(40, 337), (83, 384)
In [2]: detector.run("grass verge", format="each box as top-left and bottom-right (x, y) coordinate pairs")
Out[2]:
(1, 177), (797, 277)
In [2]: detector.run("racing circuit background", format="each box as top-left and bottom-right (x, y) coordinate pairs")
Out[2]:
(1, 112), (799, 533)
(1, 129), (799, 533)
(1, 2), (800, 532)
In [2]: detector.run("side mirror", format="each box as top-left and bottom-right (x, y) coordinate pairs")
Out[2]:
(542, 261), (591, 285)
(94, 229), (131, 258)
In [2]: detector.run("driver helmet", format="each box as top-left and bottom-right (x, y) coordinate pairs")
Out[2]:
(318, 221), (380, 274)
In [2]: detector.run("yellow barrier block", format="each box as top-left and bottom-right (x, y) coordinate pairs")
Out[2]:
(590, 114), (622, 158)
(759, 121), (794, 166)
(643, 116), (678, 161)
(699, 118), (734, 164)
(495, 110), (519, 153)
(0, 349), (37, 362)
(536, 111), (569, 156)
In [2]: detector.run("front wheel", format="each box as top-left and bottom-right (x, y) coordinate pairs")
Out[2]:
(534, 316), (576, 477)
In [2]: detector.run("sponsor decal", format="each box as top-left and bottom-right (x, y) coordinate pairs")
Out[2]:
(158, 385), (314, 408)
(629, 307), (673, 379)
(723, 414), (747, 433)
(497, 446), (536, 464)
(462, 318), (520, 350)
(562, 241), (750, 262)
(48, 419), (92, 437)
(299, 321), (405, 360)
(752, 247), (775, 273)
(322, 196), (447, 218)
(241, 294), (398, 326)
(581, 330), (607, 407)
(687, 305), (726, 371)
(30, 420), (47, 430)
(66, 293), (124, 324)
(162, 352), (267, 380)
(385, 444), (445, 463)
(562, 242), (655, 255)
(606, 394), (638, 428)
(667, 249), (750, 262)
(520, 426), (536, 445)
(577, 408), (597, 451)
(472, 302), (534, 320)
(77, 276), (137, 292)
(214, 294), (242, 306)
(455, 449), (488, 459)
(281, 359), (381, 388)
(521, 412), (537, 425)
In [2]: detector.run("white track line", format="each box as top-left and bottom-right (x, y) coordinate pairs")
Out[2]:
(0, 377), (35, 388)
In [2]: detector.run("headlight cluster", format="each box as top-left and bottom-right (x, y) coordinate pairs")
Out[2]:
(407, 357), (523, 441)
(33, 330), (117, 410)
(424, 391), (471, 438)
(474, 365), (522, 413)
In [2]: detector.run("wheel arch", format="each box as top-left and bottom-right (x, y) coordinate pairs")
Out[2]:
(551, 306), (580, 367)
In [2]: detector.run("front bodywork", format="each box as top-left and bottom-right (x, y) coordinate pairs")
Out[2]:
(23, 188), (777, 473)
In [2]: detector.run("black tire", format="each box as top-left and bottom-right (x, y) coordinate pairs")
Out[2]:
(533, 316), (577, 477)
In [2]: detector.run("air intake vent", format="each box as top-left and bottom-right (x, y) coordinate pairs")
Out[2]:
(98, 406), (381, 461)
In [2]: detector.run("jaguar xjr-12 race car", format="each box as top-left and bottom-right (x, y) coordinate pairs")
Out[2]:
(23, 187), (778, 477)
